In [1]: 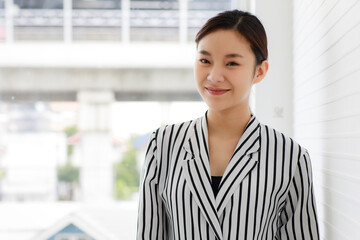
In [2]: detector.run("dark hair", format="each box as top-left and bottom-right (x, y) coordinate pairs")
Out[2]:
(195, 10), (268, 65)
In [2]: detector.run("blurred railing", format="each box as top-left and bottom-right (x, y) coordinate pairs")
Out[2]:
(0, 0), (231, 42)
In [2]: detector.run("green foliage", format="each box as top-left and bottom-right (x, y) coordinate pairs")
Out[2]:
(114, 140), (140, 200)
(67, 145), (74, 157)
(64, 125), (78, 156)
(115, 179), (139, 200)
(57, 125), (79, 201)
(64, 125), (77, 137)
(57, 162), (79, 183)
(0, 168), (6, 181)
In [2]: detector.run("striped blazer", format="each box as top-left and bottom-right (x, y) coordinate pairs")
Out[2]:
(137, 113), (319, 240)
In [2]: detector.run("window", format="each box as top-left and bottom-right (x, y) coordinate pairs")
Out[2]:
(0, 0), (5, 42)
(55, 233), (91, 240)
(0, 1), (235, 239)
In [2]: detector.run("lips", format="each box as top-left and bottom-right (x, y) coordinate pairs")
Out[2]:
(205, 87), (230, 95)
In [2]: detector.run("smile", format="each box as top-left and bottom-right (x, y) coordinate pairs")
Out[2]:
(205, 87), (230, 96)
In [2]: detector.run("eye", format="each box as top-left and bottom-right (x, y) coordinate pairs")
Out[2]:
(199, 59), (210, 64)
(226, 61), (239, 66)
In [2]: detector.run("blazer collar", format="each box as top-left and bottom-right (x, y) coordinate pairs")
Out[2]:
(182, 112), (261, 238)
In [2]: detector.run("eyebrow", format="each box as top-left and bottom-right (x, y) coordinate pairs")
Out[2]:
(198, 50), (244, 58)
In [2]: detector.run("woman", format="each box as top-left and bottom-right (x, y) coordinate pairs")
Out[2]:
(137, 10), (319, 240)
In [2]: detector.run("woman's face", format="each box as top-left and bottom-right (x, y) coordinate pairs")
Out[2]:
(194, 29), (268, 112)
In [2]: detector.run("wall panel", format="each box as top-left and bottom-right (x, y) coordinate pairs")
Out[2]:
(293, 0), (360, 239)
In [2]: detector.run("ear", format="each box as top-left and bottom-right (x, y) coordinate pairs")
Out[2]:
(253, 60), (269, 84)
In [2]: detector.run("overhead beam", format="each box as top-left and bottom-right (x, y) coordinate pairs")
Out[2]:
(0, 90), (201, 102)
(0, 67), (201, 102)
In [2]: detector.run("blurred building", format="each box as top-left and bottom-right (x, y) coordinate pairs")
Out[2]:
(0, 0), (228, 204)
(0, 201), (138, 240)
(0, 103), (67, 201)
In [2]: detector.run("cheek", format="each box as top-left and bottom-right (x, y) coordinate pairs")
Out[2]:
(232, 74), (253, 92)
(194, 65), (206, 83)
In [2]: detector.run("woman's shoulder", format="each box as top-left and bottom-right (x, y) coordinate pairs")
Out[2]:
(258, 121), (309, 156)
(148, 117), (199, 147)
(144, 117), (199, 170)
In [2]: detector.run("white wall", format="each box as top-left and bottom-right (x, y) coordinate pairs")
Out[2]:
(293, 0), (360, 239)
(254, 0), (294, 137)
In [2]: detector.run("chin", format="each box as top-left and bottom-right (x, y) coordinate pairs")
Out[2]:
(205, 99), (248, 113)
(205, 102), (232, 112)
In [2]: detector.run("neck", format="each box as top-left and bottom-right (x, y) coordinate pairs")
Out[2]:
(207, 106), (252, 139)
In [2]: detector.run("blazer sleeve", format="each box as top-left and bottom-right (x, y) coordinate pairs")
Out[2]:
(277, 150), (320, 240)
(137, 131), (168, 240)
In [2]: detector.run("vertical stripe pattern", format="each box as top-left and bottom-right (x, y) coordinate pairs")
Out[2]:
(137, 113), (319, 239)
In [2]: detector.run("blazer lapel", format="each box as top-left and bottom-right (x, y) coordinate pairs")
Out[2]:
(215, 116), (261, 215)
(182, 116), (223, 240)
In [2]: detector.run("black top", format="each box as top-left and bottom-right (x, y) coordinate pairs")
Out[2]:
(211, 176), (222, 197)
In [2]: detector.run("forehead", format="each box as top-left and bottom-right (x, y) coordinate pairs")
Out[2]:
(197, 29), (252, 56)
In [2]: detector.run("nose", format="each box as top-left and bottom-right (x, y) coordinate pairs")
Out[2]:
(207, 66), (225, 82)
